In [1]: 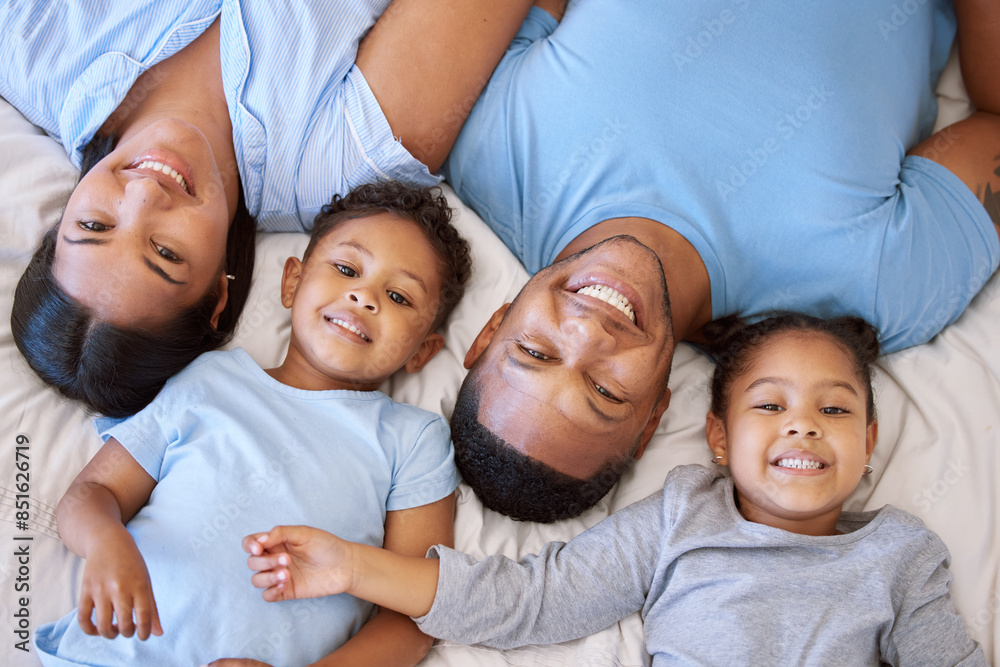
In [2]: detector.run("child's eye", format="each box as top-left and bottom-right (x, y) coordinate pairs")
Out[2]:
(387, 291), (409, 306)
(517, 343), (551, 361)
(821, 406), (848, 415)
(335, 264), (357, 277)
(153, 243), (180, 262)
(756, 403), (783, 412)
(78, 220), (111, 232)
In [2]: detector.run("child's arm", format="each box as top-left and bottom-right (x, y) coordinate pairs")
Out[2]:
(57, 437), (161, 640)
(244, 493), (453, 666)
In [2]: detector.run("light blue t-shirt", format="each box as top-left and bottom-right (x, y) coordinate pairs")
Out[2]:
(35, 348), (460, 666)
(443, 0), (1000, 352)
(0, 0), (440, 232)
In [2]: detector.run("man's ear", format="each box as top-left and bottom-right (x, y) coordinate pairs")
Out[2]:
(279, 257), (304, 309)
(865, 420), (878, 461)
(633, 388), (671, 460)
(210, 272), (230, 329)
(404, 333), (446, 373)
(463, 303), (510, 369)
(705, 411), (728, 465)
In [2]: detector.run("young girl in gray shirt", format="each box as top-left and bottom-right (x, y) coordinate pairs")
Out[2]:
(240, 313), (986, 665)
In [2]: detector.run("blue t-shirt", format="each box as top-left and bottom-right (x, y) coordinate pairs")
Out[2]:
(443, 1), (1000, 352)
(0, 0), (440, 232)
(35, 348), (459, 666)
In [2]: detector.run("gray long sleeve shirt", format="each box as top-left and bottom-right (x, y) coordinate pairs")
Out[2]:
(416, 465), (986, 665)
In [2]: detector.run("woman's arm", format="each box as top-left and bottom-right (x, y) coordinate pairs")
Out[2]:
(355, 0), (538, 172)
(58, 437), (160, 640)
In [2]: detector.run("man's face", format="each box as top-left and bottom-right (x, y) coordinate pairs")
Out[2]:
(466, 236), (675, 479)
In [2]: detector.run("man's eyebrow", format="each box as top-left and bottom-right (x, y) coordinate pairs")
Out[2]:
(503, 350), (625, 424)
(745, 376), (859, 395)
(142, 257), (184, 285)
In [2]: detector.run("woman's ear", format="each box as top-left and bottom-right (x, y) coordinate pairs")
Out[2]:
(404, 333), (446, 373)
(705, 411), (728, 465)
(210, 272), (230, 328)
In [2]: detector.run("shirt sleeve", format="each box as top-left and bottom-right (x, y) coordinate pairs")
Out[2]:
(414, 490), (665, 648)
(883, 544), (988, 665)
(385, 415), (460, 512)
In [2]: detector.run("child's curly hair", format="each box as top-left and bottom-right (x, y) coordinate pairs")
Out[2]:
(307, 181), (473, 332)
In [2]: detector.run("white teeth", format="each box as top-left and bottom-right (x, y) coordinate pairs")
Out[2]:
(576, 284), (636, 323)
(137, 160), (189, 193)
(327, 317), (370, 342)
(775, 458), (824, 470)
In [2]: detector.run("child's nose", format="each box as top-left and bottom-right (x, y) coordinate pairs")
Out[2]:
(349, 290), (378, 313)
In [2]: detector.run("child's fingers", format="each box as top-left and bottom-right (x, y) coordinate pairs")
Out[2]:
(250, 568), (288, 591)
(114, 594), (136, 638)
(93, 597), (117, 639)
(246, 553), (289, 573)
(241, 532), (270, 555)
(77, 596), (97, 636)
(133, 595), (162, 640)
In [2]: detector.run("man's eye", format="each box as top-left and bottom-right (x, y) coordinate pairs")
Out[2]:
(518, 344), (551, 361)
(336, 264), (357, 277)
(153, 243), (180, 262)
(78, 220), (111, 232)
(594, 383), (621, 403)
(388, 291), (409, 306)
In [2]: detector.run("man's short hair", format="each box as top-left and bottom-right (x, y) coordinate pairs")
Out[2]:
(450, 369), (633, 523)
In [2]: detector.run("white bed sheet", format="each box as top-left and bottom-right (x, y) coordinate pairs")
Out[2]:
(0, 51), (996, 666)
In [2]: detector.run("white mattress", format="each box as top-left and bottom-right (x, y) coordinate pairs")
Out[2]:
(0, 50), (996, 666)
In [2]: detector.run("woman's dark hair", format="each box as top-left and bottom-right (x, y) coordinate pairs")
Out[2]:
(10, 133), (257, 418)
(307, 181), (472, 332)
(702, 313), (881, 424)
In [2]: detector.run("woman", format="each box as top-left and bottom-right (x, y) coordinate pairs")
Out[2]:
(4, 0), (536, 417)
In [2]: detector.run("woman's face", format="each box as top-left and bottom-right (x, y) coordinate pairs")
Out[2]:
(54, 119), (234, 326)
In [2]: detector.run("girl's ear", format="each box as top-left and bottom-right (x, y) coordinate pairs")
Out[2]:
(865, 420), (878, 461)
(705, 411), (728, 465)
(404, 333), (445, 373)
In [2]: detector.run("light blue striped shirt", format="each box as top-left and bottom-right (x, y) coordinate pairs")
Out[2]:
(0, 0), (440, 232)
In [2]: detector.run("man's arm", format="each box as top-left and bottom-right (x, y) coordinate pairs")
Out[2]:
(908, 0), (1000, 229)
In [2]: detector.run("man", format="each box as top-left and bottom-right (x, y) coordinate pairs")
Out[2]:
(446, 0), (1000, 522)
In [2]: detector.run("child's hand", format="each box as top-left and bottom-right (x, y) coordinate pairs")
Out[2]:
(78, 534), (162, 640)
(242, 526), (354, 602)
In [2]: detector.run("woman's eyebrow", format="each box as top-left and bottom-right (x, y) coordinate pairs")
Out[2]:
(63, 234), (183, 285)
(62, 235), (107, 246)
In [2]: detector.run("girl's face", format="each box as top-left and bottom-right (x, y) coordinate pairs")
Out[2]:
(706, 331), (877, 536)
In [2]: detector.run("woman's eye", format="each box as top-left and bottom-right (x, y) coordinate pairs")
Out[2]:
(594, 383), (621, 403)
(388, 291), (409, 306)
(78, 220), (110, 232)
(153, 243), (180, 262)
(335, 264), (357, 277)
(518, 344), (551, 361)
